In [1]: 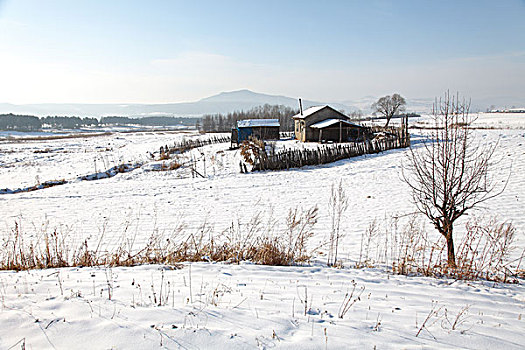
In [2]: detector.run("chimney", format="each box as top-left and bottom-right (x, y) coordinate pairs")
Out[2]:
(299, 98), (303, 115)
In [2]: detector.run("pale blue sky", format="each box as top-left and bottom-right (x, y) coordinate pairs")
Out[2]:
(0, 0), (524, 104)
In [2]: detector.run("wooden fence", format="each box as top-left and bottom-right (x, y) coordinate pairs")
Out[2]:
(162, 135), (230, 155)
(252, 125), (409, 172)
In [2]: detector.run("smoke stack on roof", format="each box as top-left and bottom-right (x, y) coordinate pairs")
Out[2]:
(299, 98), (303, 115)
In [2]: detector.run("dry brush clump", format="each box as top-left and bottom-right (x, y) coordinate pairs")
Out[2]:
(1, 222), (91, 270)
(240, 138), (267, 166)
(0, 208), (318, 271)
(163, 207), (318, 265)
(152, 160), (182, 171)
(455, 217), (520, 281)
(390, 215), (522, 282)
(353, 214), (523, 282)
(390, 216), (445, 277)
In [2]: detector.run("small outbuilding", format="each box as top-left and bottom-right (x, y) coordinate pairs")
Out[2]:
(292, 105), (365, 142)
(231, 119), (280, 148)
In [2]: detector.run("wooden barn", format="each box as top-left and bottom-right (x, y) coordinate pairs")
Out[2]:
(292, 105), (365, 142)
(231, 119), (280, 147)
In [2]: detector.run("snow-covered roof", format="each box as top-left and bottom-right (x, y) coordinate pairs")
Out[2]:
(292, 105), (327, 119)
(237, 119), (280, 128)
(310, 119), (363, 129)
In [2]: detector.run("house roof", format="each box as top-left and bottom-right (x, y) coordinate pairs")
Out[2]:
(292, 105), (326, 119)
(237, 119), (280, 128)
(292, 105), (349, 120)
(310, 119), (363, 129)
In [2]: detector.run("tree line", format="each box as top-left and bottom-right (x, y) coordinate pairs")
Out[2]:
(198, 104), (298, 132)
(0, 114), (199, 131)
(0, 114), (44, 131)
(100, 116), (199, 126)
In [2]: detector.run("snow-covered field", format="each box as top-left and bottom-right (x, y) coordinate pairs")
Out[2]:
(412, 112), (525, 129)
(1, 264), (524, 349)
(0, 113), (524, 349)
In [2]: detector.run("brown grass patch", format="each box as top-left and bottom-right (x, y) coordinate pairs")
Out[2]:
(0, 207), (318, 270)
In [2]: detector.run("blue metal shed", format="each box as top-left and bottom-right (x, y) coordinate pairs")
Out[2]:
(231, 119), (280, 147)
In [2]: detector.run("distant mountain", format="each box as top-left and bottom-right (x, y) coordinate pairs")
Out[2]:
(0, 90), (358, 118)
(2, 90), (519, 117)
(200, 89), (360, 114)
(200, 89), (295, 104)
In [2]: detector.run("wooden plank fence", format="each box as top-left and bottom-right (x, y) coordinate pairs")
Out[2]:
(252, 125), (410, 172)
(161, 135), (230, 155)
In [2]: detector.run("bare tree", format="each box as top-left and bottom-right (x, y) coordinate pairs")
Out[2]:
(371, 94), (406, 127)
(402, 92), (504, 268)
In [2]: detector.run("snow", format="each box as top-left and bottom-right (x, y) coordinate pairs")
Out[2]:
(0, 264), (523, 349)
(292, 105), (327, 119)
(410, 112), (525, 129)
(0, 112), (524, 349)
(310, 119), (363, 129)
(237, 119), (280, 128)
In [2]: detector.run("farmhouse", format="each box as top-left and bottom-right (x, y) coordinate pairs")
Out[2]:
(292, 105), (365, 142)
(231, 119), (280, 147)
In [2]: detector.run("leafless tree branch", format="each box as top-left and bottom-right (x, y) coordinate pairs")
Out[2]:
(402, 91), (506, 268)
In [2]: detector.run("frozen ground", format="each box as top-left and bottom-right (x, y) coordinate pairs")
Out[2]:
(0, 113), (524, 349)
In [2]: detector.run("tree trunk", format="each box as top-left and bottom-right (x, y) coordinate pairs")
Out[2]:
(445, 227), (456, 269)
(384, 114), (391, 127)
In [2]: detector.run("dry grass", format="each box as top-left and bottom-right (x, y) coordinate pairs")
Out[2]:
(158, 148), (171, 160)
(151, 161), (182, 171)
(389, 215), (522, 282)
(239, 138), (266, 166)
(327, 180), (348, 267)
(353, 214), (523, 282)
(455, 217), (518, 281)
(0, 208), (318, 271)
(356, 219), (382, 268)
